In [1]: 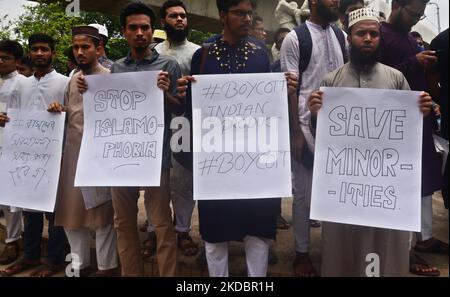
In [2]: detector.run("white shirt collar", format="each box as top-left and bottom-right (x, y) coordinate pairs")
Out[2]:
(33, 69), (56, 81)
(0, 70), (18, 80)
(306, 20), (331, 31)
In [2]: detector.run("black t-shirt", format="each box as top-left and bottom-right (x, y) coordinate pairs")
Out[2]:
(430, 29), (449, 140)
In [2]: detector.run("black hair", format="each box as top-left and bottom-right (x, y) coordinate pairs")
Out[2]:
(64, 46), (77, 64)
(410, 31), (422, 38)
(0, 40), (23, 60)
(76, 35), (100, 48)
(392, 0), (430, 7)
(339, 0), (365, 15)
(100, 35), (109, 47)
(19, 55), (33, 67)
(216, 0), (256, 13)
(28, 33), (55, 51)
(160, 0), (187, 19)
(252, 14), (263, 27)
(120, 2), (157, 29)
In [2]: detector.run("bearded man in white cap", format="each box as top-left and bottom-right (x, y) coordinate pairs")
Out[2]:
(307, 7), (433, 277)
(89, 23), (114, 69)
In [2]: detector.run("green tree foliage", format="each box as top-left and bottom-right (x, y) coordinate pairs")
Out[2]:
(0, 1), (215, 74)
(188, 29), (215, 45)
(0, 1), (128, 74)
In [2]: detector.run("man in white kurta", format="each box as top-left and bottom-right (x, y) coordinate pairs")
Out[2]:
(1, 34), (69, 277)
(0, 40), (27, 265)
(280, 0), (347, 277)
(153, 0), (201, 257)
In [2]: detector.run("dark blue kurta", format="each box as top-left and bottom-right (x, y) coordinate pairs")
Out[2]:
(190, 38), (279, 243)
(380, 22), (442, 197)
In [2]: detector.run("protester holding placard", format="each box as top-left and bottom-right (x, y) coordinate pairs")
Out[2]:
(280, 0), (348, 277)
(1, 34), (69, 277)
(177, 0), (298, 277)
(307, 7), (433, 277)
(0, 40), (27, 266)
(47, 26), (118, 277)
(77, 2), (183, 277)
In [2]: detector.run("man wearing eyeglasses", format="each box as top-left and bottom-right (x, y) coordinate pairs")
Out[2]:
(177, 0), (298, 277)
(380, 0), (447, 277)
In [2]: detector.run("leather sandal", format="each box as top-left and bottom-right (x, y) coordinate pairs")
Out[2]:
(177, 232), (199, 257)
(142, 232), (157, 259)
(0, 257), (41, 277)
(293, 252), (319, 277)
(29, 262), (65, 277)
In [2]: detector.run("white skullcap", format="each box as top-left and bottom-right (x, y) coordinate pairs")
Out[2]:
(88, 23), (108, 38)
(348, 7), (379, 29)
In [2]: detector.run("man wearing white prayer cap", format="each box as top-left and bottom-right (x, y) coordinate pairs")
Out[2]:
(307, 7), (434, 277)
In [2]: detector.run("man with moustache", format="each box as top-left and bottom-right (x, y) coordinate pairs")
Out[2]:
(280, 0), (347, 277)
(308, 7), (433, 276)
(177, 0), (298, 277)
(1, 33), (69, 277)
(155, 1), (200, 77)
(48, 26), (118, 277)
(77, 2), (183, 277)
(149, 0), (200, 258)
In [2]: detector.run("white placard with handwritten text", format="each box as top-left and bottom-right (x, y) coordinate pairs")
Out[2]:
(191, 73), (292, 200)
(310, 87), (422, 232)
(75, 71), (164, 187)
(0, 109), (65, 212)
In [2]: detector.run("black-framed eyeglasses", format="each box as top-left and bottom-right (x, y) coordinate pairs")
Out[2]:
(227, 9), (253, 18)
(402, 6), (426, 21)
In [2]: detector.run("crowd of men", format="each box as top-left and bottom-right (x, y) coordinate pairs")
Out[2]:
(0, 0), (448, 277)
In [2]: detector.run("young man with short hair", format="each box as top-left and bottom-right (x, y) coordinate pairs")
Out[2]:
(0, 39), (27, 266)
(78, 2), (183, 277)
(49, 25), (118, 277)
(1, 33), (69, 277)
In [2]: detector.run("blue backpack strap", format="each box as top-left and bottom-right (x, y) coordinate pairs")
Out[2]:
(294, 23), (313, 77)
(330, 24), (348, 63)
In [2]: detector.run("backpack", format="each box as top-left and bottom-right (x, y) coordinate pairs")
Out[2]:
(294, 22), (348, 80)
(293, 23), (348, 169)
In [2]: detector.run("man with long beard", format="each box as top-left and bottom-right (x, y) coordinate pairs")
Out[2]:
(155, 0), (200, 77)
(280, 0), (347, 277)
(148, 0), (201, 259)
(307, 7), (433, 276)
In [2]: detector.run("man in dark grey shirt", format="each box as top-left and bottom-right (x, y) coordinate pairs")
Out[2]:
(78, 2), (183, 277)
